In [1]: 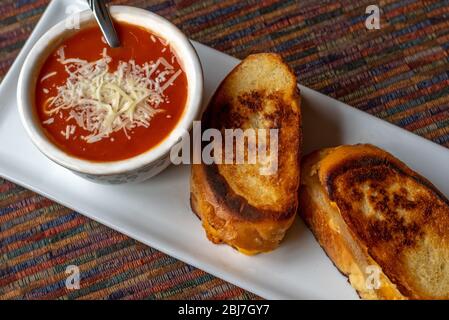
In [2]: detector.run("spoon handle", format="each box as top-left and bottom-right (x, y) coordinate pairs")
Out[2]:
(88, 0), (120, 48)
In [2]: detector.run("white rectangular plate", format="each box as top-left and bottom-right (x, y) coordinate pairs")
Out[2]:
(1, 0), (449, 300)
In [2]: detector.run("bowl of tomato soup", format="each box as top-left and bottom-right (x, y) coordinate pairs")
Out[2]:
(17, 6), (203, 184)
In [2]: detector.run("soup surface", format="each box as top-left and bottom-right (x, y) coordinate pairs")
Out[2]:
(35, 21), (188, 161)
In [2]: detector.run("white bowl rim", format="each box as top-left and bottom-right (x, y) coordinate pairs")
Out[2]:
(17, 5), (203, 175)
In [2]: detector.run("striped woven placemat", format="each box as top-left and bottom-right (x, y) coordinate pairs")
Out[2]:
(2, 0), (449, 299)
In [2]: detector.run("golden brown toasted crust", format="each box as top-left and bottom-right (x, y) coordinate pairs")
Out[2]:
(191, 53), (301, 255)
(299, 144), (449, 299)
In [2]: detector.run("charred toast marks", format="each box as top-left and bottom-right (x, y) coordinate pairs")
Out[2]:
(191, 53), (301, 255)
(300, 144), (449, 299)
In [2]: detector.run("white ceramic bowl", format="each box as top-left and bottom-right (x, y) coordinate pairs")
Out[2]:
(17, 6), (203, 184)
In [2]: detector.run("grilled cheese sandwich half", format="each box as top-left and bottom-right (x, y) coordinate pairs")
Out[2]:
(299, 144), (449, 299)
(191, 53), (301, 255)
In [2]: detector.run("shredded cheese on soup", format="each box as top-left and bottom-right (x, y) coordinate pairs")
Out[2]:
(43, 47), (181, 143)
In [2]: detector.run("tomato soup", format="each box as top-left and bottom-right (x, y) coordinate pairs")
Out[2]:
(35, 21), (188, 162)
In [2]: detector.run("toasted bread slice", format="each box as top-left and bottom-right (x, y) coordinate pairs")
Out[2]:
(299, 144), (449, 299)
(190, 53), (301, 255)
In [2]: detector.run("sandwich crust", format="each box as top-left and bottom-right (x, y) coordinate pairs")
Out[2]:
(191, 53), (301, 255)
(299, 144), (449, 299)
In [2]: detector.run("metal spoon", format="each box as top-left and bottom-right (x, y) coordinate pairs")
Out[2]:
(87, 0), (120, 48)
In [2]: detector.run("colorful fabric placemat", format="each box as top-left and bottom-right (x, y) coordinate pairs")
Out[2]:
(1, 0), (449, 299)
